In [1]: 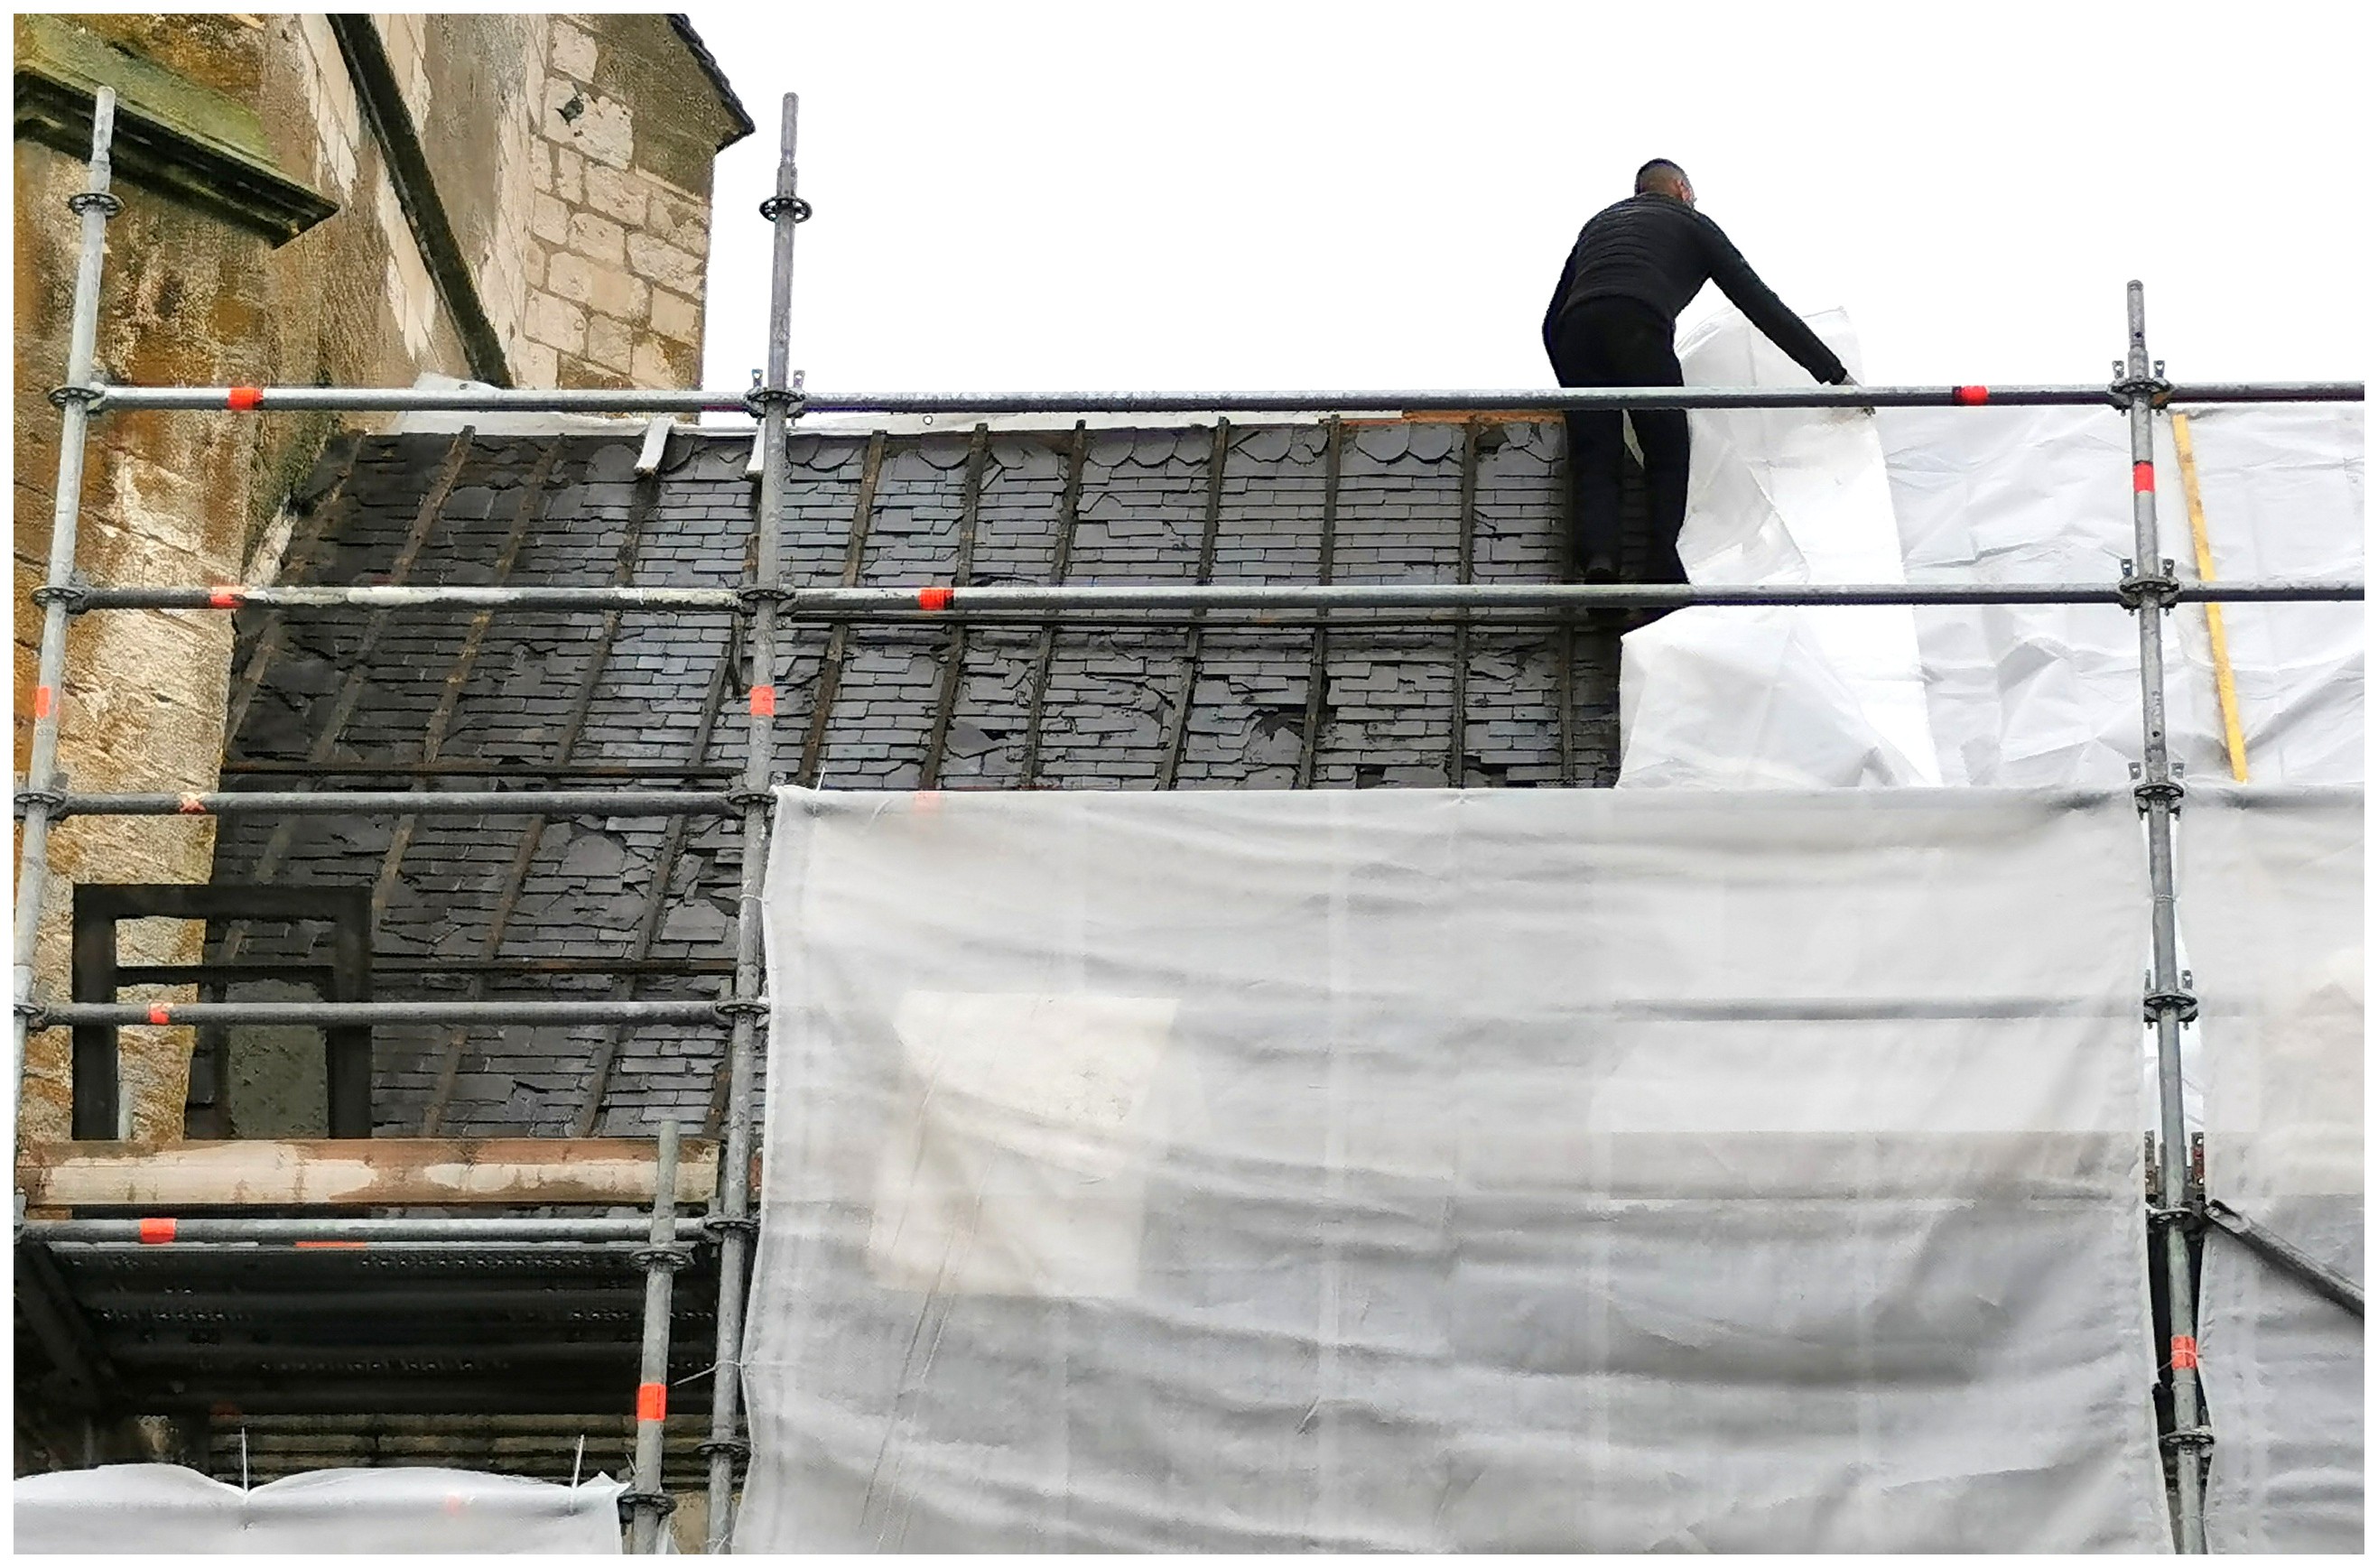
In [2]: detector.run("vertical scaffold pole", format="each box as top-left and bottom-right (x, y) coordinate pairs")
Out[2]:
(2123, 280), (2209, 1552)
(703, 90), (803, 1553)
(628, 1119), (684, 1552)
(14, 89), (123, 1132)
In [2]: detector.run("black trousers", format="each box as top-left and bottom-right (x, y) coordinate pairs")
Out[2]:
(1547, 298), (1689, 583)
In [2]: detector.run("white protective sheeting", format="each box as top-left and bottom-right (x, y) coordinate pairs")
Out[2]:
(10, 1464), (626, 1554)
(2185, 787), (2364, 1553)
(1882, 404), (2363, 788)
(1618, 305), (1938, 788)
(742, 785), (2169, 1552)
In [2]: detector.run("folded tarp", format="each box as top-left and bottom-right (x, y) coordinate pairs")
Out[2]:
(739, 784), (2169, 1551)
(10, 1464), (626, 1554)
(1620, 305), (1936, 787)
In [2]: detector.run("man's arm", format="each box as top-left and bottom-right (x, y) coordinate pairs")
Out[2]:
(1694, 213), (1849, 385)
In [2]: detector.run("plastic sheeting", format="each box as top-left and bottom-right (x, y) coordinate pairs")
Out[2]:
(1616, 312), (2361, 790)
(10, 1464), (626, 1554)
(1619, 306), (1938, 787)
(2185, 787), (2364, 1553)
(1882, 404), (2363, 788)
(741, 785), (2169, 1552)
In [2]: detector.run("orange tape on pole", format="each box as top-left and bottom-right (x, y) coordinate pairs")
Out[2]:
(207, 587), (245, 608)
(177, 793), (209, 815)
(147, 1004), (172, 1025)
(2133, 461), (2157, 494)
(636, 1381), (667, 1422)
(748, 684), (777, 718)
(918, 586), (955, 611)
(2170, 1335), (2199, 1370)
(227, 387), (264, 410)
(33, 685), (55, 719)
(138, 1217), (177, 1244)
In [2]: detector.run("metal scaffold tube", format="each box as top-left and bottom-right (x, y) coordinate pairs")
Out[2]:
(60, 578), (2368, 617)
(37, 1000), (724, 1028)
(2123, 281), (2209, 1553)
(22, 1216), (710, 1245)
(14, 90), (120, 1138)
(76, 379), (2364, 415)
(704, 90), (802, 1555)
(627, 1121), (685, 1553)
(33, 790), (738, 818)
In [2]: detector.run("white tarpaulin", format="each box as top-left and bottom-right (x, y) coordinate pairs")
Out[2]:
(741, 785), (2168, 1552)
(1882, 404), (2363, 788)
(1617, 313), (2360, 791)
(1619, 306), (1938, 787)
(10, 1464), (626, 1554)
(2184, 787), (2364, 1553)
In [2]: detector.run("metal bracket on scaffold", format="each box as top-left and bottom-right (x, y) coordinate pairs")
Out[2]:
(2129, 758), (2187, 815)
(742, 366), (806, 423)
(2109, 357), (2175, 410)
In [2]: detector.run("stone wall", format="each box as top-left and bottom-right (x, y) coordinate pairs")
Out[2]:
(13, 14), (745, 1145)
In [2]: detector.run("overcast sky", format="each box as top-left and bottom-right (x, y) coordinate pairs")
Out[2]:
(688, 3), (2371, 396)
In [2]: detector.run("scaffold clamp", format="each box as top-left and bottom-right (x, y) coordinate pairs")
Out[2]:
(2143, 986), (2200, 1025)
(2109, 370), (2175, 408)
(65, 190), (123, 218)
(14, 785), (68, 819)
(713, 997), (771, 1023)
(630, 1243), (696, 1273)
(742, 368), (807, 421)
(2161, 1427), (2215, 1452)
(758, 193), (813, 224)
(2116, 558), (2182, 611)
(701, 1213), (760, 1240)
(2146, 1202), (2205, 1233)
(47, 383), (104, 410)
(27, 581), (90, 612)
(618, 1489), (679, 1519)
(697, 1435), (752, 1461)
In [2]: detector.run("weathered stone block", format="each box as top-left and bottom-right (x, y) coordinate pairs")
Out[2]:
(543, 79), (633, 169)
(585, 312), (635, 375)
(547, 251), (649, 321)
(646, 185), (708, 254)
(515, 337), (560, 388)
(583, 162), (646, 227)
(567, 209), (626, 264)
(624, 231), (703, 296)
(547, 18), (597, 81)
(552, 144), (584, 204)
(648, 287), (700, 347)
(524, 289), (587, 354)
(530, 191), (570, 246)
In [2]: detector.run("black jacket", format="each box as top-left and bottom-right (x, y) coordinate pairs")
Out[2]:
(1544, 193), (1848, 385)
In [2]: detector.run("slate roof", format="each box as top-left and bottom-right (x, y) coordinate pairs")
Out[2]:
(207, 417), (1635, 1138)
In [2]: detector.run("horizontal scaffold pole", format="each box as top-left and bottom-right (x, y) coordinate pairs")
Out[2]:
(32, 790), (738, 818)
(29, 1000), (733, 1029)
(62, 579), (2370, 617)
(74, 380), (2366, 415)
(21, 1217), (714, 1246)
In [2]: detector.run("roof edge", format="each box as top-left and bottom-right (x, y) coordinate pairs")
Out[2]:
(665, 14), (756, 151)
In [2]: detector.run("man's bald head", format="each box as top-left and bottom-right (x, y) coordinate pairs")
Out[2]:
(1635, 159), (1695, 207)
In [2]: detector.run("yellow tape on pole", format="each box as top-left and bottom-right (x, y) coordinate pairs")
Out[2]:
(2170, 413), (2249, 781)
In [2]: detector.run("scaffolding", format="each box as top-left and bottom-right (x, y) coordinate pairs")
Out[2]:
(11, 88), (2365, 1554)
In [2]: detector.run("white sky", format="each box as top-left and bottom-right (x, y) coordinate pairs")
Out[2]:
(687, 2), (2372, 396)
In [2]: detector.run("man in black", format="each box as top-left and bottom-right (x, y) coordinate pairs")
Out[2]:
(1544, 159), (1852, 587)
